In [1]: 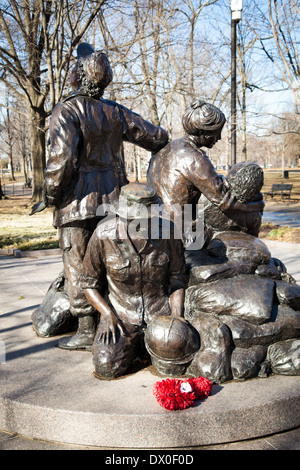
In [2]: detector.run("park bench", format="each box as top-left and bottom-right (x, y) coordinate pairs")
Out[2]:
(263, 183), (293, 200)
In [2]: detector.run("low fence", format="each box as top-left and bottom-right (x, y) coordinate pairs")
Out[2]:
(1, 182), (32, 197)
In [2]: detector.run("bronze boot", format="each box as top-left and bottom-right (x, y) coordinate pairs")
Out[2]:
(58, 314), (96, 350)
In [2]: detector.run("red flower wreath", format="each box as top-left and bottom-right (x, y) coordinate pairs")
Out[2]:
(186, 376), (213, 400)
(153, 376), (213, 411)
(153, 378), (195, 411)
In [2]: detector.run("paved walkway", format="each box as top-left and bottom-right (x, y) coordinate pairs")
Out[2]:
(0, 239), (300, 451)
(262, 200), (300, 227)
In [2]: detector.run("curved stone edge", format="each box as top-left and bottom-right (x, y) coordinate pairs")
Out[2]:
(1, 376), (299, 448)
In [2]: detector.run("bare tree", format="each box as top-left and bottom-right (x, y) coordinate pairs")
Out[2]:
(251, 0), (300, 116)
(0, 0), (106, 201)
(96, 0), (179, 176)
(176, 0), (218, 100)
(97, 0), (223, 135)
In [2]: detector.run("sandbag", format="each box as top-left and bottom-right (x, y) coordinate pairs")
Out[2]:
(231, 345), (267, 380)
(275, 280), (300, 310)
(31, 273), (77, 337)
(185, 275), (275, 325)
(189, 259), (255, 284)
(207, 231), (271, 266)
(255, 260), (283, 280)
(267, 339), (300, 376)
(221, 304), (300, 348)
(187, 313), (232, 383)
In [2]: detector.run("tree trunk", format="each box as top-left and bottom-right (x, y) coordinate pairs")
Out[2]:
(6, 102), (15, 181)
(29, 107), (46, 202)
(188, 21), (195, 100)
(8, 143), (15, 181)
(22, 152), (29, 185)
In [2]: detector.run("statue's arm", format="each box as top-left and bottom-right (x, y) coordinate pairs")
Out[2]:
(81, 230), (126, 344)
(168, 236), (186, 317)
(119, 105), (169, 153)
(84, 288), (126, 344)
(185, 151), (264, 213)
(229, 198), (265, 213)
(170, 288), (185, 318)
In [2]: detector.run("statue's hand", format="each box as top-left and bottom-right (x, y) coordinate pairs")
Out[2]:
(98, 311), (127, 345)
(29, 201), (47, 216)
(219, 174), (230, 189)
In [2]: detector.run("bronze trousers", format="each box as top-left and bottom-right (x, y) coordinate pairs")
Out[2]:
(58, 219), (100, 317)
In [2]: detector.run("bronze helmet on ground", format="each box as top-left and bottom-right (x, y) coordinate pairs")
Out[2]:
(145, 315), (200, 376)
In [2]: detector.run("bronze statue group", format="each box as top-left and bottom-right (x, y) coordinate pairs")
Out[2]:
(31, 44), (300, 383)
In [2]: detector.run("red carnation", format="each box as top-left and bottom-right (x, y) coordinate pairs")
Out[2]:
(186, 376), (213, 400)
(153, 378), (196, 411)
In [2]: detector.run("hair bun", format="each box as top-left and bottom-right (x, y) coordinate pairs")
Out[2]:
(191, 100), (206, 109)
(182, 100), (226, 134)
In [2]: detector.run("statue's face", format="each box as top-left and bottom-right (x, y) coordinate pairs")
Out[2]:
(198, 129), (222, 149)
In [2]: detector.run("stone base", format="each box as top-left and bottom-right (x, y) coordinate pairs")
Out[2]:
(1, 253), (300, 449)
(1, 324), (300, 448)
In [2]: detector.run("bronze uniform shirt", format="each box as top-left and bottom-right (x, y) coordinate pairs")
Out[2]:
(81, 216), (186, 327)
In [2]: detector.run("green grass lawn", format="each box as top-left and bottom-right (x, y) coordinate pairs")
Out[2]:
(0, 196), (58, 251)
